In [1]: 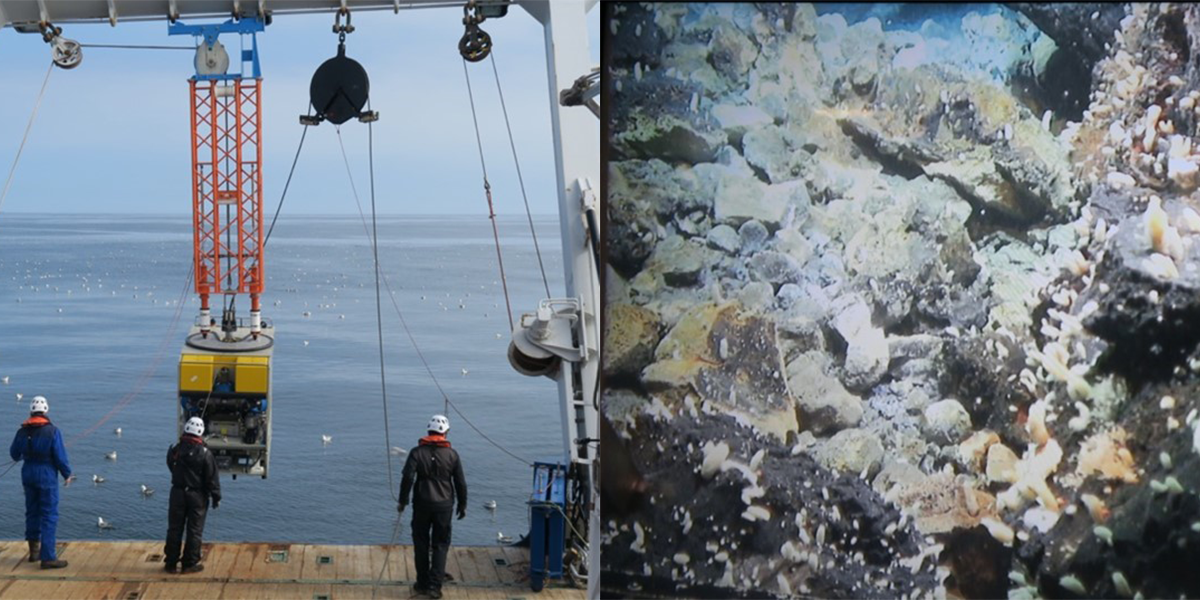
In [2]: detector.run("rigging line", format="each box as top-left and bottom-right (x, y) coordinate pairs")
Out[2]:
(372, 516), (404, 600)
(367, 117), (399, 502)
(488, 50), (552, 298)
(69, 265), (194, 446)
(0, 61), (53, 217)
(78, 43), (194, 50)
(462, 58), (515, 331)
(334, 128), (533, 468)
(264, 105), (313, 247)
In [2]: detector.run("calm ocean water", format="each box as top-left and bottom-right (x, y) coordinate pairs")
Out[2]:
(0, 213), (564, 547)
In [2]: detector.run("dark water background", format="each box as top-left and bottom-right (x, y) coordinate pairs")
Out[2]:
(0, 213), (564, 547)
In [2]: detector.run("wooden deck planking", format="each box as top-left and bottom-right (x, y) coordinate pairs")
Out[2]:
(0, 540), (577, 600)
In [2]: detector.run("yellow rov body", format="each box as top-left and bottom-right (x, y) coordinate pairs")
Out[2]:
(178, 323), (275, 478)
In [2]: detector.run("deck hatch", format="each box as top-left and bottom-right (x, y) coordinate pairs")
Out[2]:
(317, 555), (333, 565)
(313, 595), (331, 600)
(268, 550), (289, 563)
(494, 557), (509, 566)
(146, 554), (164, 562)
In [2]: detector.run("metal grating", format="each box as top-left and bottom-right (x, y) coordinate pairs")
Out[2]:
(145, 554), (164, 563)
(126, 593), (140, 600)
(313, 595), (330, 600)
(317, 555), (333, 565)
(493, 557), (508, 566)
(267, 550), (288, 563)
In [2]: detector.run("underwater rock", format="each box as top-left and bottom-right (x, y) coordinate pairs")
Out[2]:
(941, 332), (1036, 438)
(921, 399), (973, 445)
(742, 125), (814, 184)
(708, 23), (758, 83)
(713, 176), (806, 230)
(736, 220), (770, 254)
(644, 236), (711, 288)
(786, 350), (864, 435)
(711, 103), (774, 147)
(705, 224), (740, 254)
(813, 427), (885, 478)
(605, 304), (663, 383)
(1008, 4), (1125, 68)
(748, 250), (803, 288)
(943, 525), (1013, 600)
(602, 412), (939, 599)
(787, 348), (864, 436)
(615, 109), (726, 165)
(1082, 210), (1200, 384)
(735, 281), (774, 313)
(643, 303), (799, 440)
(609, 2), (666, 69)
(830, 294), (890, 391)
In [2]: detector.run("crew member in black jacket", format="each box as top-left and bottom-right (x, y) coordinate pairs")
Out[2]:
(164, 416), (221, 574)
(398, 414), (468, 600)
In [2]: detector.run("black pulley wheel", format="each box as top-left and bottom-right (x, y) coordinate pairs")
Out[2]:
(310, 44), (369, 125)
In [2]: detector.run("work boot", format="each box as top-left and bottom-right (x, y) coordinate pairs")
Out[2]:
(428, 589), (442, 600)
(412, 583), (429, 596)
(181, 563), (204, 574)
(40, 560), (67, 569)
(26, 541), (38, 563)
(164, 563), (178, 574)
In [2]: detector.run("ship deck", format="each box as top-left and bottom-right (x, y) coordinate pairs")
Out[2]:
(0, 540), (583, 599)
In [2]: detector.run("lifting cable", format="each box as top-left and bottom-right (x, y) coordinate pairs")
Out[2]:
(0, 62), (54, 217)
(488, 50), (551, 298)
(334, 126), (532, 469)
(366, 113), (398, 502)
(461, 58), (514, 331)
(264, 105), (314, 247)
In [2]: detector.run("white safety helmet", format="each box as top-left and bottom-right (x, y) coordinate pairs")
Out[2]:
(29, 396), (49, 415)
(184, 417), (205, 437)
(427, 414), (450, 435)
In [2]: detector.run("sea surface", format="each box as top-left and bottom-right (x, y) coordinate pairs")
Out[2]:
(0, 213), (565, 547)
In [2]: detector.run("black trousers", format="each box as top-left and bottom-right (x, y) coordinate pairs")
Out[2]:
(412, 505), (453, 590)
(164, 486), (209, 567)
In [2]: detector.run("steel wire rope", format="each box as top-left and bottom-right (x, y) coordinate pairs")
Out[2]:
(462, 58), (514, 330)
(333, 127), (532, 468)
(264, 105), (314, 247)
(78, 43), (194, 50)
(487, 50), (551, 298)
(0, 62), (54, 217)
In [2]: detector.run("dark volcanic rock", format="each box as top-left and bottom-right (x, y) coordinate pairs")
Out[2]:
(944, 525), (1013, 600)
(940, 332), (1037, 443)
(610, 3), (666, 69)
(600, 413), (941, 599)
(1082, 213), (1200, 385)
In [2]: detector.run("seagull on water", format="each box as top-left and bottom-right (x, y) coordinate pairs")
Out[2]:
(461, 368), (469, 376)
(105, 451), (117, 461)
(497, 532), (514, 544)
(141, 484), (154, 497)
(321, 434), (332, 445)
(484, 500), (497, 510)
(1, 376), (8, 385)
(15, 393), (22, 402)
(97, 517), (114, 530)
(390, 446), (407, 456)
(114, 427), (122, 436)
(92, 475), (105, 484)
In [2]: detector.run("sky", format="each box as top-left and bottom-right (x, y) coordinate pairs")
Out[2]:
(0, 2), (599, 215)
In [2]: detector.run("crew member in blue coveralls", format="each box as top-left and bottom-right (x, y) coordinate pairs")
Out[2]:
(9, 395), (73, 569)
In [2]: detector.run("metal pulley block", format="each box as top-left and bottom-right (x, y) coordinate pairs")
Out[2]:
(40, 23), (82, 70)
(459, 1), (492, 63)
(299, 7), (377, 126)
(194, 39), (230, 76)
(304, 42), (371, 125)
